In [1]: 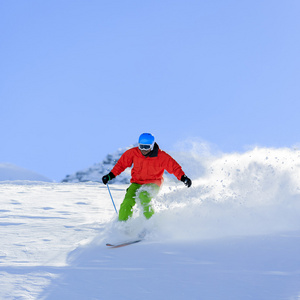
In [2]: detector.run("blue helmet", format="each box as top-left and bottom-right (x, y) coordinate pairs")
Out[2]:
(138, 133), (155, 150)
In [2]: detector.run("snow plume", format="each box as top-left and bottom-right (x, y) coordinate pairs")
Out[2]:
(145, 146), (300, 241)
(167, 137), (219, 180)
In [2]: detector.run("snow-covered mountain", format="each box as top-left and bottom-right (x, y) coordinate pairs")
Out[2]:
(61, 146), (135, 184)
(0, 163), (52, 182)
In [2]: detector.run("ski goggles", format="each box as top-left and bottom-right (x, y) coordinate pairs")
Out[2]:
(138, 143), (154, 150)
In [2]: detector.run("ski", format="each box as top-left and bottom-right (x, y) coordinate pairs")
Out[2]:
(106, 239), (142, 248)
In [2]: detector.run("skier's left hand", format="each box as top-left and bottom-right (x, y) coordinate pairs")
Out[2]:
(181, 175), (192, 188)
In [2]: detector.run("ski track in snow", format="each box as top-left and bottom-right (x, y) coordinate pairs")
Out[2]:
(1, 147), (300, 299)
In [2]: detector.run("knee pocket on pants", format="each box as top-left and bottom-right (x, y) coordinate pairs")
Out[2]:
(139, 191), (151, 205)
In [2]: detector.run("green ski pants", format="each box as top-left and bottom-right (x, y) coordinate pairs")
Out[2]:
(118, 183), (160, 221)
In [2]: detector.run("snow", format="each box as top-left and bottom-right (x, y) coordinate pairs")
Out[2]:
(1, 146), (300, 299)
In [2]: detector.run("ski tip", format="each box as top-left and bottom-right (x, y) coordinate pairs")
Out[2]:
(106, 239), (142, 248)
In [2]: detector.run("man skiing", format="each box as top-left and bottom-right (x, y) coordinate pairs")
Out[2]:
(102, 133), (192, 221)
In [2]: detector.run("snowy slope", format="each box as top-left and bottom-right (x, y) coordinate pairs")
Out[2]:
(0, 163), (51, 182)
(1, 146), (300, 299)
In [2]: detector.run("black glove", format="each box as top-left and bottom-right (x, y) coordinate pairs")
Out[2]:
(102, 172), (115, 185)
(181, 175), (192, 188)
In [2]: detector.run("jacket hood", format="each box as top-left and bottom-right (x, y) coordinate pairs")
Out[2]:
(143, 142), (159, 158)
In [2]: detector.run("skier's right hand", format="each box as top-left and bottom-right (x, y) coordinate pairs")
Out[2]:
(102, 172), (115, 185)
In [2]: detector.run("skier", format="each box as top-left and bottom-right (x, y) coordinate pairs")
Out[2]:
(102, 133), (192, 221)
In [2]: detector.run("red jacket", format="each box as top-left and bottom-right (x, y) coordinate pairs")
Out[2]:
(111, 144), (185, 186)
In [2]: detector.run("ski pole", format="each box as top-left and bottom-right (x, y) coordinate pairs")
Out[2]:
(107, 183), (118, 214)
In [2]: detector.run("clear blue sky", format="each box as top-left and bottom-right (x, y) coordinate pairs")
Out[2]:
(1, 0), (300, 181)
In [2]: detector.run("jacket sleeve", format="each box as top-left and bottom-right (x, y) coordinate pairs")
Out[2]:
(111, 149), (134, 177)
(162, 152), (185, 180)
